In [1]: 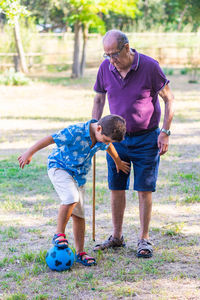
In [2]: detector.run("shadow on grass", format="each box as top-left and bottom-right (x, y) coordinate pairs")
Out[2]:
(1, 116), (88, 122)
(2, 114), (200, 124)
(0, 220), (199, 281)
(174, 115), (200, 123)
(30, 75), (93, 87)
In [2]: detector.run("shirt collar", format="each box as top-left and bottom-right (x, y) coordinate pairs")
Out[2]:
(131, 49), (140, 71)
(109, 49), (140, 72)
(85, 119), (109, 149)
(85, 119), (98, 137)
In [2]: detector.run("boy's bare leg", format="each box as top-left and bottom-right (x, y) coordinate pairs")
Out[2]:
(72, 214), (94, 263)
(55, 203), (77, 244)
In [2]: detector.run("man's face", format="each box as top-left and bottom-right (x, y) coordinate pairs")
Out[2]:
(103, 39), (129, 70)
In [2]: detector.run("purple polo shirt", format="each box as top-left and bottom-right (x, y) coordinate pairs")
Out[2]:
(94, 49), (169, 132)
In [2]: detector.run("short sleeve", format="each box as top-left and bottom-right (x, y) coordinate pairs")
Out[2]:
(100, 143), (110, 151)
(52, 127), (73, 147)
(152, 62), (170, 93)
(93, 65), (107, 94)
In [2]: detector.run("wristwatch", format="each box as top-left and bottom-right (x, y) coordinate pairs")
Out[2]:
(161, 128), (171, 136)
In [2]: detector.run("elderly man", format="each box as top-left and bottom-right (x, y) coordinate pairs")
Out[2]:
(92, 30), (174, 258)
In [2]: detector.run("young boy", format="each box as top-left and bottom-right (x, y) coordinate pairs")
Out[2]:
(18, 115), (130, 267)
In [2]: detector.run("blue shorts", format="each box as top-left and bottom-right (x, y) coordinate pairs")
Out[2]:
(107, 128), (160, 192)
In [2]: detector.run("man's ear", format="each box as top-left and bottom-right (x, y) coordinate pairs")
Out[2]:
(125, 43), (130, 53)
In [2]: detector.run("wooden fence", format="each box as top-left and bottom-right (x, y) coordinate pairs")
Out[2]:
(0, 32), (200, 70)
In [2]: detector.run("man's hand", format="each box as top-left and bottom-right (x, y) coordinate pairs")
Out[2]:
(18, 151), (33, 169)
(157, 132), (169, 155)
(116, 160), (130, 174)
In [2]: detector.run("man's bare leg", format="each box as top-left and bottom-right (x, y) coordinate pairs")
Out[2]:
(138, 191), (152, 255)
(111, 190), (126, 239)
(93, 190), (125, 250)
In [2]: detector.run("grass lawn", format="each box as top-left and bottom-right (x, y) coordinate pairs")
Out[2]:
(0, 68), (200, 300)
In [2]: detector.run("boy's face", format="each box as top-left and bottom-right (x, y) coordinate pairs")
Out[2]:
(95, 126), (115, 144)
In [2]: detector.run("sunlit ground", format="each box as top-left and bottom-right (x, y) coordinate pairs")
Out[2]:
(0, 69), (200, 299)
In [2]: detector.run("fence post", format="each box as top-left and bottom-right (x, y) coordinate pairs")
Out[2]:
(13, 55), (20, 72)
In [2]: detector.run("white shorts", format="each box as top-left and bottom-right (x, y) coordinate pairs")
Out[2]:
(48, 168), (85, 218)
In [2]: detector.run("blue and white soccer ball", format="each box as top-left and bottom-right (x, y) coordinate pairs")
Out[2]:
(46, 246), (75, 271)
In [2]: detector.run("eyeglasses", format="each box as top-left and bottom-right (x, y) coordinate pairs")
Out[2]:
(103, 45), (125, 60)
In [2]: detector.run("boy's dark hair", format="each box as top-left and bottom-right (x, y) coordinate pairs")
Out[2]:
(98, 114), (126, 142)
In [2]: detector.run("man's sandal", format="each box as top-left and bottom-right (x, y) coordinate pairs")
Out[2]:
(52, 233), (69, 249)
(76, 252), (97, 266)
(137, 239), (153, 258)
(93, 235), (126, 251)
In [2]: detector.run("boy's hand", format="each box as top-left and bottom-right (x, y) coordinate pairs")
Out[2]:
(18, 151), (32, 169)
(18, 136), (54, 169)
(116, 160), (130, 174)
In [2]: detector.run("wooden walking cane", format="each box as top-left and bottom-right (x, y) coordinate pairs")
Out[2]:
(92, 154), (96, 241)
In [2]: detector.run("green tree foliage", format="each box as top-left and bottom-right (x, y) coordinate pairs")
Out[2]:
(134, 0), (200, 32)
(2, 0), (199, 76)
(0, 0), (28, 21)
(164, 0), (200, 31)
(21, 0), (66, 31)
(56, 0), (139, 77)
(134, 0), (165, 31)
(101, 11), (136, 32)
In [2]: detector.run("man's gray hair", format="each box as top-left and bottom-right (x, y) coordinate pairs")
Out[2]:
(103, 30), (129, 50)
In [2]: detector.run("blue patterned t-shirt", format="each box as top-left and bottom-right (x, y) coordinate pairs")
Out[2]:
(47, 119), (109, 186)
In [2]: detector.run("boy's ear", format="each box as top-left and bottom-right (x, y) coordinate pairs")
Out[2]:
(96, 125), (102, 133)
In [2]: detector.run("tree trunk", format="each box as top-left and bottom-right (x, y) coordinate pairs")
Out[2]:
(71, 21), (81, 78)
(13, 16), (28, 73)
(177, 5), (188, 31)
(80, 24), (88, 77)
(0, 13), (5, 32)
